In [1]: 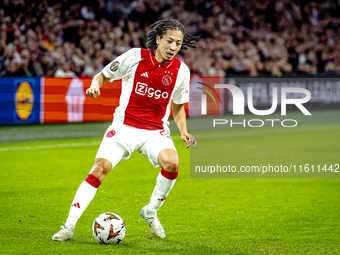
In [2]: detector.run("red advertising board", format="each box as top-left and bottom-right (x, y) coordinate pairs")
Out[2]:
(42, 77), (121, 123)
(189, 75), (224, 117)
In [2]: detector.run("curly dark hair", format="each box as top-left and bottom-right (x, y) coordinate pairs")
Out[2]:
(146, 20), (200, 50)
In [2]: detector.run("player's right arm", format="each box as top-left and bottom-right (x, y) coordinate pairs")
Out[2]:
(86, 71), (108, 99)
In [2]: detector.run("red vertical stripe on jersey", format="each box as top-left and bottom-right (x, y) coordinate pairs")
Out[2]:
(123, 49), (182, 130)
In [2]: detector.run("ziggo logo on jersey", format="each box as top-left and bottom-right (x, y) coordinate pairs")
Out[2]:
(135, 82), (169, 99)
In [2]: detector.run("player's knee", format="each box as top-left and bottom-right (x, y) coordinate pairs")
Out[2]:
(160, 153), (179, 172)
(167, 161), (179, 172)
(90, 158), (112, 181)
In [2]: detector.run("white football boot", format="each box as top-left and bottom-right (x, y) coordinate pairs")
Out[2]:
(52, 223), (75, 241)
(140, 205), (166, 238)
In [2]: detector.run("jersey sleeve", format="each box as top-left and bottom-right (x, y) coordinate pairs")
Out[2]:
(102, 48), (140, 82)
(172, 63), (190, 104)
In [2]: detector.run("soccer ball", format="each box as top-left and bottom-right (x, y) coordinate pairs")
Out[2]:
(92, 212), (126, 244)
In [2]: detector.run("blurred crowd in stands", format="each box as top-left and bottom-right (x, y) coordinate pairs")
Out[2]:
(0, 0), (340, 78)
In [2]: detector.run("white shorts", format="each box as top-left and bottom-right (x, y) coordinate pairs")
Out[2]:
(96, 124), (177, 169)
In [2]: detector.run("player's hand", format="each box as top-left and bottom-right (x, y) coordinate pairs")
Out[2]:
(181, 133), (197, 149)
(86, 86), (101, 99)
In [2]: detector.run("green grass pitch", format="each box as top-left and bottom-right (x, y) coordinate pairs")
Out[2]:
(0, 120), (340, 254)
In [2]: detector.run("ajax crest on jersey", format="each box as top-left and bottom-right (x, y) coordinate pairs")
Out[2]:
(92, 212), (126, 244)
(162, 73), (172, 86)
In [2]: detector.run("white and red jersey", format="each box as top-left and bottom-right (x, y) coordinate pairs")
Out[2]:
(102, 48), (190, 131)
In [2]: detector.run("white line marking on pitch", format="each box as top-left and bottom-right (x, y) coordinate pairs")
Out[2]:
(0, 124), (339, 152)
(0, 141), (101, 152)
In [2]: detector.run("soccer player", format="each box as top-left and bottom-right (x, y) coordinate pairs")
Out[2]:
(52, 19), (199, 241)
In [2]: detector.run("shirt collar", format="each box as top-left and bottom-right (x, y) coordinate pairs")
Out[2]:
(150, 48), (175, 68)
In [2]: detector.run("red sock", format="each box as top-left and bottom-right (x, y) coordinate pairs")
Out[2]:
(85, 174), (102, 188)
(161, 168), (178, 180)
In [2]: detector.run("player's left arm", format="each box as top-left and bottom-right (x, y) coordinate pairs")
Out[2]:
(173, 103), (197, 149)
